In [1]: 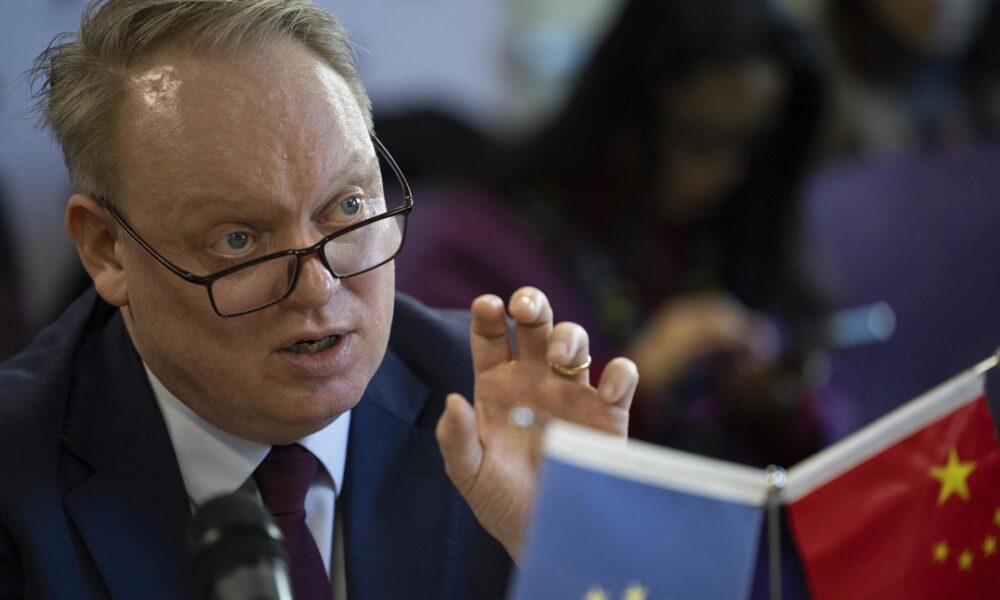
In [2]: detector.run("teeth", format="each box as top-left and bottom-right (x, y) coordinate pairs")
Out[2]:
(286, 335), (339, 355)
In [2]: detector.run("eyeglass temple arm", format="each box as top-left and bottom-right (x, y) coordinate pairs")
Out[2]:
(96, 196), (210, 285)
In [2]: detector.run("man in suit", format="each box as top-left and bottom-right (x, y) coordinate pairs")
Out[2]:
(0, 1), (638, 598)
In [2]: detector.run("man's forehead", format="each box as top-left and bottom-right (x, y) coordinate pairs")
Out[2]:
(125, 40), (360, 128)
(135, 146), (381, 228)
(132, 64), (182, 112)
(165, 149), (380, 217)
(116, 39), (374, 211)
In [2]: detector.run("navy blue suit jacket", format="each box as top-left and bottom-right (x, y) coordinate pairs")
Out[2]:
(0, 289), (512, 599)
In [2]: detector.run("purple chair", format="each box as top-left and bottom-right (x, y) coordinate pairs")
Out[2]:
(803, 142), (1000, 424)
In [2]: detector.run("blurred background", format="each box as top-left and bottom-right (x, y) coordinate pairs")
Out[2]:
(2, 0), (999, 457)
(2, 1), (999, 597)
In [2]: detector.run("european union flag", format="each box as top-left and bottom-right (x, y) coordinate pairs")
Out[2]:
(511, 422), (767, 600)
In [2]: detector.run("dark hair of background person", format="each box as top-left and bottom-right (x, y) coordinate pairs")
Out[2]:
(829, 0), (1000, 132)
(374, 107), (500, 185)
(961, 1), (1000, 128)
(491, 0), (829, 339)
(475, 7), (830, 594)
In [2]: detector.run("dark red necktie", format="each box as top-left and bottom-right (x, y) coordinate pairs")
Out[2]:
(253, 444), (331, 600)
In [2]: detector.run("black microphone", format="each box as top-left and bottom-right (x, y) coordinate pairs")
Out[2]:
(188, 493), (293, 600)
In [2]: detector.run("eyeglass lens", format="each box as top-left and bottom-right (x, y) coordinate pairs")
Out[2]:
(209, 201), (406, 316)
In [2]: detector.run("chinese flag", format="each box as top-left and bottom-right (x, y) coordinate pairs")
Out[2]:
(786, 370), (1000, 599)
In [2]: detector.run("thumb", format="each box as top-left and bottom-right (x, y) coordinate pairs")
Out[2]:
(435, 393), (484, 495)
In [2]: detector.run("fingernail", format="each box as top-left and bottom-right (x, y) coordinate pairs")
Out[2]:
(477, 295), (503, 312)
(599, 380), (621, 402)
(519, 294), (538, 319)
(444, 394), (460, 417)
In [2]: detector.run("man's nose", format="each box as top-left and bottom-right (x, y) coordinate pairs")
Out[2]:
(285, 251), (338, 309)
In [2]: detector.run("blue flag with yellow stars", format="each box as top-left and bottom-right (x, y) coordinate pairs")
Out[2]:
(511, 422), (767, 600)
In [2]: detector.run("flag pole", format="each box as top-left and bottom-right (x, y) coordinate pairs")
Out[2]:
(972, 346), (1000, 375)
(765, 465), (787, 600)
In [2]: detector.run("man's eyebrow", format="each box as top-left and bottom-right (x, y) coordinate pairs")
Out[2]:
(319, 153), (381, 198)
(312, 119), (380, 180)
(173, 156), (381, 224)
(338, 151), (380, 182)
(173, 195), (289, 227)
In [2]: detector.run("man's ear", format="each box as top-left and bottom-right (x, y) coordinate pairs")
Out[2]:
(65, 194), (129, 307)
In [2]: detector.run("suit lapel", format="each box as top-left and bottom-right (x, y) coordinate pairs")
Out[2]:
(61, 308), (194, 599)
(343, 349), (463, 599)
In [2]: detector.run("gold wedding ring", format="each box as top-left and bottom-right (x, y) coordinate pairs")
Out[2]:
(548, 355), (592, 377)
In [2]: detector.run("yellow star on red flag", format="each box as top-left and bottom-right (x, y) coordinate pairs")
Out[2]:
(786, 387), (1000, 598)
(932, 541), (950, 563)
(929, 448), (977, 505)
(958, 549), (974, 571)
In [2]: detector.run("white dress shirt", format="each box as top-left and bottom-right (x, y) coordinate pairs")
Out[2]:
(145, 365), (350, 598)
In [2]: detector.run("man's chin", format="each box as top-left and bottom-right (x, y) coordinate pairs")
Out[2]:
(247, 403), (354, 445)
(217, 376), (362, 443)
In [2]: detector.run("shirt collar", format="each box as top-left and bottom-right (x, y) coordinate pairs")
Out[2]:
(144, 364), (351, 508)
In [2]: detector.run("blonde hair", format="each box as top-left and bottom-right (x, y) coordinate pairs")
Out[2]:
(32, 0), (372, 200)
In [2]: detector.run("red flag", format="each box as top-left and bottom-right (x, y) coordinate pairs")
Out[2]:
(785, 370), (1000, 599)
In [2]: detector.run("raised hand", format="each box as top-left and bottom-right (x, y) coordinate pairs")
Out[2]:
(626, 293), (780, 397)
(435, 287), (638, 562)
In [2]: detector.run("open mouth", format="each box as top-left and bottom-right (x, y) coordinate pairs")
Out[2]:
(282, 334), (341, 355)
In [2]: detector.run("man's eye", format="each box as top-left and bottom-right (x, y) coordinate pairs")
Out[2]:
(319, 192), (370, 231)
(211, 231), (256, 256)
(227, 232), (250, 249)
(335, 195), (364, 219)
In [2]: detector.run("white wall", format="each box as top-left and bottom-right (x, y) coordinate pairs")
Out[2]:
(325, 0), (511, 133)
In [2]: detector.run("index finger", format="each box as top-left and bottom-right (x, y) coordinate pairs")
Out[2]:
(469, 294), (512, 373)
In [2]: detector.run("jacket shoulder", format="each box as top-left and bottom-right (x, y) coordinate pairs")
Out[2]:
(0, 290), (103, 447)
(389, 292), (474, 397)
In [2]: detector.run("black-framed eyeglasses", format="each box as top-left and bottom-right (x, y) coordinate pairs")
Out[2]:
(99, 135), (413, 318)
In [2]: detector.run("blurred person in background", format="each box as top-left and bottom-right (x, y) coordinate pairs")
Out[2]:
(789, 0), (1000, 424)
(0, 177), (28, 361)
(820, 0), (1000, 157)
(399, 0), (852, 470)
(0, 1), (88, 339)
(373, 107), (500, 187)
(0, 64), (29, 361)
(399, 4), (847, 595)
